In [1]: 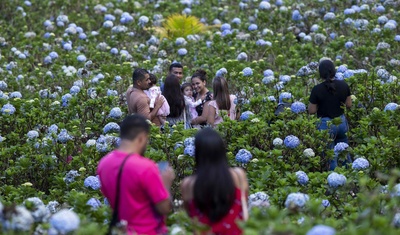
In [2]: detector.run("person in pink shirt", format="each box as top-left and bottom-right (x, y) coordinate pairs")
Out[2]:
(97, 114), (175, 235)
(207, 76), (239, 127)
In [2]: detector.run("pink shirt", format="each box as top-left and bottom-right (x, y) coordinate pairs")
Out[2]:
(209, 95), (237, 125)
(97, 150), (169, 235)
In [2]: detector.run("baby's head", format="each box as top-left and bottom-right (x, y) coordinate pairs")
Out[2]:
(181, 83), (193, 97)
(149, 73), (158, 87)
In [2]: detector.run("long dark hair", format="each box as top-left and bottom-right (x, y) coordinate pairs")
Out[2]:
(319, 60), (336, 94)
(213, 76), (231, 110)
(162, 74), (185, 117)
(193, 128), (235, 223)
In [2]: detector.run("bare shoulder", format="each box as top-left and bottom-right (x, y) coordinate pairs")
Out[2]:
(181, 176), (196, 201)
(229, 167), (248, 189)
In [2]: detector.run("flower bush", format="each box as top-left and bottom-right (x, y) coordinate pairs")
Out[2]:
(0, 0), (400, 234)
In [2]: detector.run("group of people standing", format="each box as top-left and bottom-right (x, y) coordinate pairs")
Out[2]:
(97, 59), (352, 234)
(126, 63), (238, 130)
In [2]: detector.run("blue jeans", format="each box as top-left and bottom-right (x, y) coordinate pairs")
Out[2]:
(317, 115), (352, 170)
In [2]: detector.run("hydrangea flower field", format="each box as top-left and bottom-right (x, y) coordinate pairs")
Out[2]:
(1, 0), (400, 234)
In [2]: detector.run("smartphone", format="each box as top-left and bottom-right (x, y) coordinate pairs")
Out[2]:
(157, 161), (169, 172)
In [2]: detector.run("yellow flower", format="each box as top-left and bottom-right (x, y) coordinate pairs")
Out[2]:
(79, 167), (86, 172)
(22, 182), (33, 187)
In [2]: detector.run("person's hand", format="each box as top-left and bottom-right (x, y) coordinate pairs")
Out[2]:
(154, 95), (165, 109)
(161, 166), (175, 188)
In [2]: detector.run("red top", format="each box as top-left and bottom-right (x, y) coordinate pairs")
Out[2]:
(188, 188), (245, 235)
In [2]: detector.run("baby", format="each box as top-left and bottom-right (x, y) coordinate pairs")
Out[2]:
(145, 74), (170, 126)
(181, 83), (202, 122)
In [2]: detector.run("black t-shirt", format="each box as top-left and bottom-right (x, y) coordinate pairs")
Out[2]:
(309, 80), (351, 118)
(195, 91), (213, 117)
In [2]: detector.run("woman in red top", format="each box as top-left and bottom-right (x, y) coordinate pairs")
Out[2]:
(181, 128), (249, 235)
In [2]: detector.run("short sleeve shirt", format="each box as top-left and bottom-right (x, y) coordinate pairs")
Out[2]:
(309, 80), (351, 118)
(97, 150), (169, 235)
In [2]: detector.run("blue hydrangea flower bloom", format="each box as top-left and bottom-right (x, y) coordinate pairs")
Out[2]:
(110, 48), (119, 55)
(44, 56), (52, 64)
(231, 18), (241, 24)
(248, 24), (258, 31)
(235, 149), (252, 164)
(284, 192), (309, 208)
(268, 96), (276, 102)
(63, 43), (72, 51)
(104, 14), (116, 21)
(345, 41), (354, 49)
(262, 76), (275, 84)
(70, 86), (80, 95)
(220, 23), (231, 31)
(79, 33), (87, 40)
(61, 93), (72, 107)
(84, 176), (101, 190)
(259, 1), (271, 10)
(178, 48), (188, 56)
(64, 170), (80, 184)
(48, 124), (58, 134)
(395, 35), (400, 42)
(77, 55), (86, 62)
(85, 139), (96, 147)
(291, 102), (306, 114)
(256, 39), (271, 46)
(216, 68), (228, 77)
(27, 130), (39, 139)
(184, 137), (195, 147)
(1, 103), (16, 114)
(333, 142), (349, 155)
(237, 52), (248, 61)
(344, 8), (355, 15)
(50, 209), (80, 234)
(248, 192), (269, 203)
(109, 107), (122, 119)
(184, 145), (195, 157)
(242, 67), (253, 76)
(391, 184), (400, 197)
(279, 92), (292, 103)
(115, 76), (122, 82)
(0, 81), (8, 90)
(103, 122), (120, 133)
(335, 72), (344, 80)
(57, 129), (72, 143)
(337, 65), (347, 73)
(264, 69), (274, 77)
(49, 51), (59, 59)
(330, 33), (336, 39)
(240, 111), (254, 121)
(378, 16), (388, 24)
(352, 158), (370, 170)
(306, 225), (335, 235)
(376, 5), (385, 13)
(295, 171), (309, 185)
(284, 135), (300, 149)
(87, 198), (102, 209)
(384, 103), (398, 111)
(327, 172), (347, 187)
(292, 10), (303, 21)
(343, 70), (355, 79)
(10, 91), (22, 98)
(279, 75), (291, 83)
(321, 199), (330, 208)
(107, 89), (118, 96)
(324, 12), (335, 21)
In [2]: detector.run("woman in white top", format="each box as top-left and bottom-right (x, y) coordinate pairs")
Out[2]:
(207, 76), (238, 127)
